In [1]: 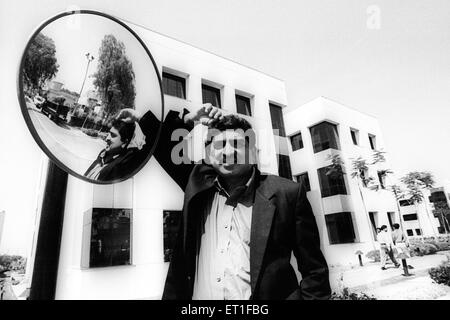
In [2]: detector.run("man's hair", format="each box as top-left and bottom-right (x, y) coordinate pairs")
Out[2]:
(111, 119), (135, 144)
(393, 223), (400, 229)
(380, 225), (388, 231)
(207, 114), (256, 147)
(210, 114), (253, 132)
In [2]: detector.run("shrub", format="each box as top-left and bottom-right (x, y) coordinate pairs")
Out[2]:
(0, 255), (27, 274)
(429, 262), (450, 286)
(410, 243), (438, 257)
(366, 250), (380, 262)
(436, 242), (450, 251)
(331, 288), (377, 300)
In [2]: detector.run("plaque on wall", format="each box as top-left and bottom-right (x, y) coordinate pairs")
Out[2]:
(18, 10), (164, 184)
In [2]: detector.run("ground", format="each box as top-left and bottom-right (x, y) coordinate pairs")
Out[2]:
(329, 251), (450, 300)
(26, 102), (105, 175)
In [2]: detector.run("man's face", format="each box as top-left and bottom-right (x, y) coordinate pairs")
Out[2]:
(207, 130), (256, 178)
(105, 127), (123, 151)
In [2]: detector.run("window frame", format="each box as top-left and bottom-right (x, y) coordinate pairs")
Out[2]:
(317, 165), (348, 198)
(277, 154), (292, 180)
(295, 172), (311, 192)
(202, 82), (222, 108)
(403, 213), (418, 221)
(368, 134), (377, 150)
(290, 131), (304, 151)
(81, 208), (133, 269)
(325, 212), (356, 245)
(162, 71), (187, 99)
(235, 92), (253, 116)
(269, 102), (286, 137)
(350, 128), (359, 146)
(309, 121), (341, 153)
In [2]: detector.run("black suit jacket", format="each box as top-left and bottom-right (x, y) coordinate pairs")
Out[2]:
(139, 110), (331, 300)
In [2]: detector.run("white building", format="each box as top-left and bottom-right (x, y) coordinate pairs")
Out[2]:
(27, 19), (291, 300)
(284, 97), (429, 265)
(0, 211), (5, 249)
(398, 190), (441, 238)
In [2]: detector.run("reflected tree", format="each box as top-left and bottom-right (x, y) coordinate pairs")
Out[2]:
(23, 33), (59, 95)
(93, 34), (136, 122)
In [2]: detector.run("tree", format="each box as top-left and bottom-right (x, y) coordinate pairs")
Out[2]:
(389, 184), (407, 231)
(349, 156), (377, 249)
(350, 156), (373, 188)
(93, 35), (136, 122)
(433, 201), (450, 234)
(371, 149), (387, 164)
(23, 33), (59, 94)
(401, 171), (437, 237)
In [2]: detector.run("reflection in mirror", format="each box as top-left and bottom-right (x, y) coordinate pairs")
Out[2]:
(19, 11), (163, 184)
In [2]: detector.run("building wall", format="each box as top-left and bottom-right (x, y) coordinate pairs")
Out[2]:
(55, 20), (287, 299)
(284, 97), (404, 266)
(400, 190), (441, 237)
(0, 211), (5, 248)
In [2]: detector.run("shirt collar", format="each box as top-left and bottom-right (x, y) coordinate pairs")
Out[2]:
(213, 167), (256, 208)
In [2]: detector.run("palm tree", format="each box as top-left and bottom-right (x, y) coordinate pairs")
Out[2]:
(401, 171), (438, 237)
(348, 156), (377, 250)
(433, 201), (450, 234)
(389, 184), (407, 232)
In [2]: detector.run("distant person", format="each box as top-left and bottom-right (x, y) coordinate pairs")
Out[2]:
(377, 225), (400, 270)
(84, 117), (146, 181)
(392, 223), (414, 269)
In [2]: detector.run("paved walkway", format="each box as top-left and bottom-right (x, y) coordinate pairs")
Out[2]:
(329, 251), (450, 299)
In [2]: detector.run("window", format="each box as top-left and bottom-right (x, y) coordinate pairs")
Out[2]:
(377, 171), (386, 189)
(235, 94), (252, 116)
(369, 211), (378, 241)
(87, 208), (132, 268)
(163, 210), (182, 262)
(415, 228), (422, 236)
(309, 121), (340, 153)
(387, 212), (396, 229)
(325, 212), (356, 244)
(368, 134), (376, 150)
(202, 84), (221, 108)
(277, 154), (292, 180)
(406, 229), (414, 236)
(162, 72), (186, 99)
(317, 165), (347, 197)
(350, 129), (359, 145)
(403, 213), (418, 221)
(295, 172), (311, 192)
(269, 103), (286, 137)
(399, 199), (414, 207)
(290, 132), (304, 151)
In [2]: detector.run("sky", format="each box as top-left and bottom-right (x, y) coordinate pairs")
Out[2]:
(0, 0), (449, 255)
(43, 14), (160, 112)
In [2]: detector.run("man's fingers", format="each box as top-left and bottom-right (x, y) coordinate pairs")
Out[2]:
(209, 108), (218, 118)
(203, 103), (212, 113)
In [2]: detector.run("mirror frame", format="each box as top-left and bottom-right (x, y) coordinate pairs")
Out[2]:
(17, 10), (164, 185)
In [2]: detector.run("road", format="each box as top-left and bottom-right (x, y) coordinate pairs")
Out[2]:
(26, 104), (106, 175)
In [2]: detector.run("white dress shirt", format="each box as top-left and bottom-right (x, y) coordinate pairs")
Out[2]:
(192, 170), (255, 300)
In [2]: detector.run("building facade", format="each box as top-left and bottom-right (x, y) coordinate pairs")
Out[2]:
(284, 97), (433, 265)
(27, 20), (290, 300)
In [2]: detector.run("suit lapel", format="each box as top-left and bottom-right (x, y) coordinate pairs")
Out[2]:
(250, 185), (276, 294)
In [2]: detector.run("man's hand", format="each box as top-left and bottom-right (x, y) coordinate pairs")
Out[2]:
(116, 108), (142, 123)
(184, 103), (224, 127)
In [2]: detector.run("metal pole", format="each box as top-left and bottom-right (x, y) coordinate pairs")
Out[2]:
(28, 161), (68, 300)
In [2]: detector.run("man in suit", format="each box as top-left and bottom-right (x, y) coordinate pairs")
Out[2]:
(118, 104), (331, 300)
